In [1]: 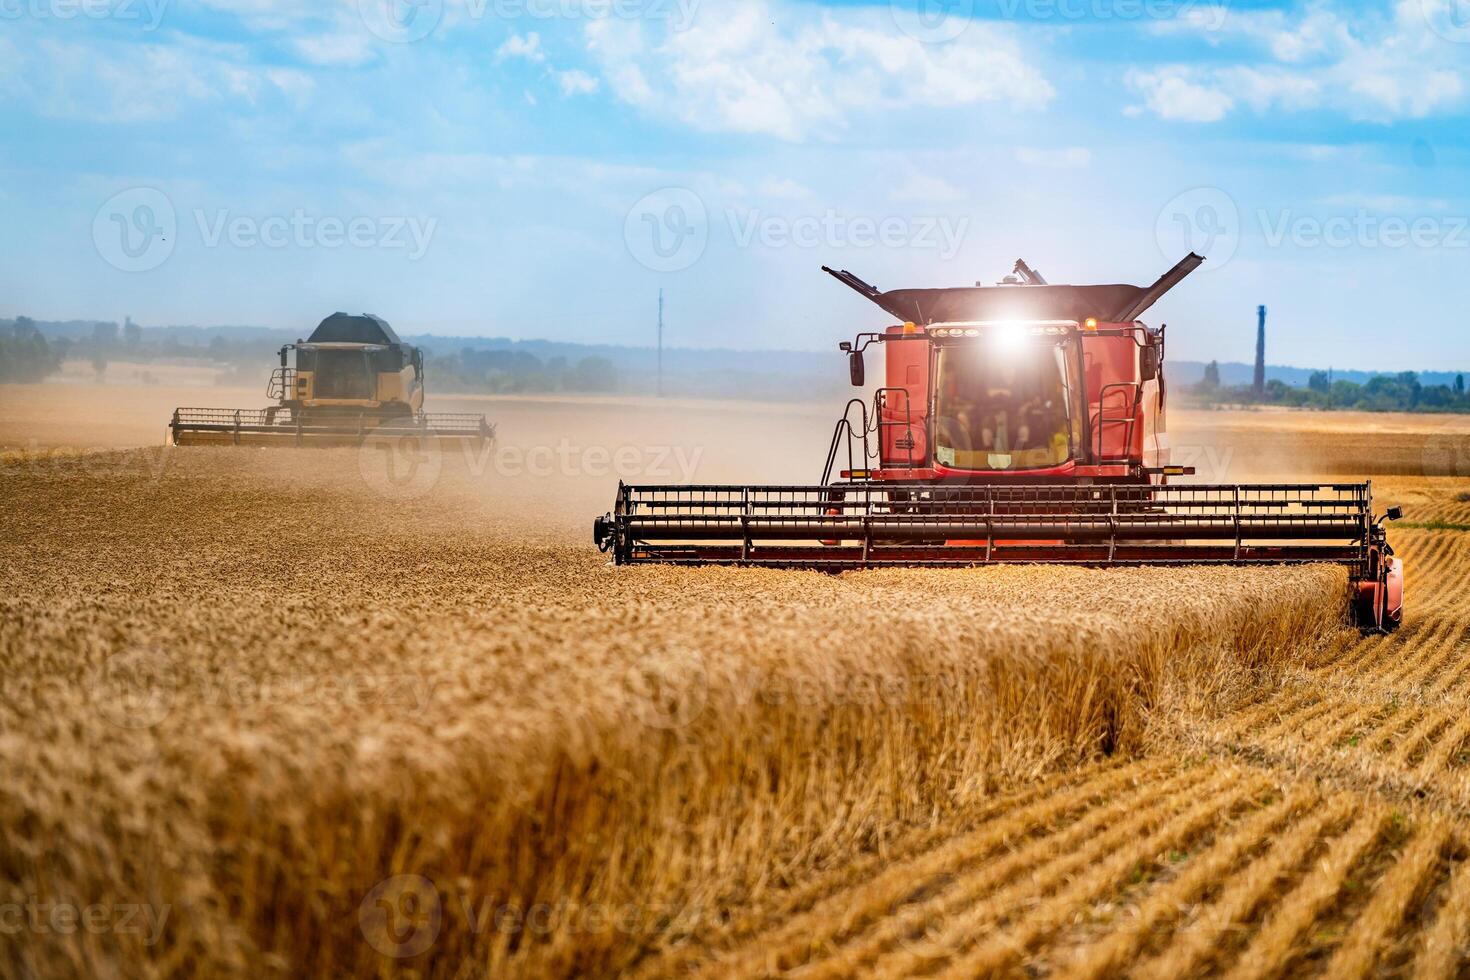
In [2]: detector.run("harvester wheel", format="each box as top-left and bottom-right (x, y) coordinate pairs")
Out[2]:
(1352, 578), (1400, 634)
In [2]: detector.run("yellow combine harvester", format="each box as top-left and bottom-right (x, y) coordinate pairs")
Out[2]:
(170, 313), (494, 448)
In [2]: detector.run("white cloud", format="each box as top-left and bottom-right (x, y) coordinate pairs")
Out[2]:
(888, 173), (965, 204)
(497, 32), (546, 64)
(291, 32), (375, 68)
(1125, 67), (1235, 122)
(554, 68), (600, 97)
(1014, 146), (1093, 169)
(584, 0), (1051, 141)
(2, 35), (312, 124)
(1134, 2), (1467, 123)
(197, 0), (375, 68)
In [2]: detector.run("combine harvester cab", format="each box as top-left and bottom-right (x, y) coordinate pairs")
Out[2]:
(170, 313), (494, 449)
(594, 256), (1404, 634)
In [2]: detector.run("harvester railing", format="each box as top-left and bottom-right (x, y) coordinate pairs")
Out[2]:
(598, 482), (1376, 572)
(170, 408), (495, 446)
(820, 387), (919, 483)
(1094, 382), (1141, 464)
(267, 368), (298, 401)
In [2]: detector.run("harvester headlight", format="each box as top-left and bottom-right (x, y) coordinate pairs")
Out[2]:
(963, 328), (979, 337)
(991, 321), (1027, 355)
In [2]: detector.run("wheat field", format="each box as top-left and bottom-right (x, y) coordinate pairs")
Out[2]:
(2, 382), (1469, 978)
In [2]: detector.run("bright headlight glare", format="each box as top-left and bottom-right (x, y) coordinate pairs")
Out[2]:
(987, 322), (1029, 357)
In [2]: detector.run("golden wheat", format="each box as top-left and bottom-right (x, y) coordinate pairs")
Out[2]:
(4, 385), (1470, 979)
(0, 440), (1347, 979)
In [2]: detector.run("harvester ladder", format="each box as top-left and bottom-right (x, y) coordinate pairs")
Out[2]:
(874, 387), (918, 471)
(820, 388), (919, 484)
(1094, 382), (1142, 464)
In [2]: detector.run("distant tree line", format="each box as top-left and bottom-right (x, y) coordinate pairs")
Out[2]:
(426, 348), (619, 394)
(1191, 360), (1470, 413)
(0, 317), (65, 383)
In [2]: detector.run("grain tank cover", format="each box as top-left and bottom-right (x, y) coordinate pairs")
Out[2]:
(823, 254), (1204, 326)
(307, 313), (402, 345)
(872, 284), (1147, 325)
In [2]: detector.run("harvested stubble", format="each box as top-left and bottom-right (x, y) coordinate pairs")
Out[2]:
(0, 447), (1349, 978)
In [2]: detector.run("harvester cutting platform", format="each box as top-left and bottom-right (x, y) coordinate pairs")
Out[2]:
(170, 313), (494, 448)
(594, 255), (1404, 633)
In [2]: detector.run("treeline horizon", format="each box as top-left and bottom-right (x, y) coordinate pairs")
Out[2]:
(1185, 360), (1470, 414)
(3, 314), (1468, 411)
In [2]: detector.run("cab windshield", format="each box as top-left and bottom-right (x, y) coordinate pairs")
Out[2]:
(312, 350), (373, 400)
(932, 337), (1078, 471)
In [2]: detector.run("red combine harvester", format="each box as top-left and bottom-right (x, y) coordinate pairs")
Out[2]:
(593, 255), (1404, 633)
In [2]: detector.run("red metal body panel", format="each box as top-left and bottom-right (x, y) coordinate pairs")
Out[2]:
(880, 326), (930, 468)
(1081, 327), (1149, 465)
(869, 322), (1165, 484)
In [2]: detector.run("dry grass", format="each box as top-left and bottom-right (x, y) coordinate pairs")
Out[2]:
(0, 440), (1346, 979)
(647, 519), (1470, 980)
(4, 385), (1470, 979)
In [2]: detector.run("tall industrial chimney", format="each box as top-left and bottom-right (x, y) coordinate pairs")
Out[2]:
(1253, 305), (1267, 398)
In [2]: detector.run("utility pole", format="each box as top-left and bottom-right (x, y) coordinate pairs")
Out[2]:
(657, 289), (664, 398)
(1253, 304), (1267, 398)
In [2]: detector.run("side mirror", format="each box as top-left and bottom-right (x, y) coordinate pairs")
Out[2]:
(1385, 506), (1403, 521)
(849, 350), (865, 387)
(1140, 345), (1160, 382)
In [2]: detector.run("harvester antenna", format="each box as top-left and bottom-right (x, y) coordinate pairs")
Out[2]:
(1012, 259), (1047, 285)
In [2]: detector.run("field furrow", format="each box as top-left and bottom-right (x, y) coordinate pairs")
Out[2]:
(1048, 788), (1313, 980)
(1322, 821), (1451, 979)
(929, 777), (1268, 977)
(1123, 796), (1357, 980)
(1410, 840), (1470, 979)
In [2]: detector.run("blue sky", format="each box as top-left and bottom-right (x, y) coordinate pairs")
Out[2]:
(2, 0), (1468, 370)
